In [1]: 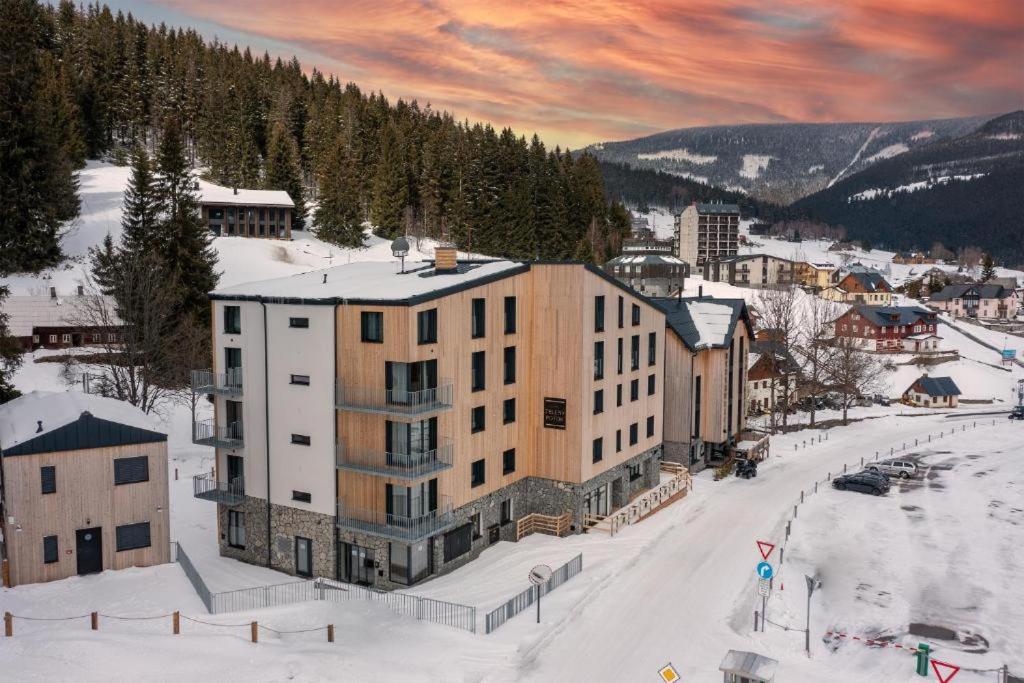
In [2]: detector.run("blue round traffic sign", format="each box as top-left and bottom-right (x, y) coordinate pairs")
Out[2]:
(756, 561), (774, 580)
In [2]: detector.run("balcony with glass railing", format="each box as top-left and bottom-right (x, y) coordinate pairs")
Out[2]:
(192, 419), (244, 449)
(336, 439), (453, 479)
(335, 496), (455, 542)
(191, 368), (243, 396)
(334, 380), (454, 417)
(193, 471), (245, 506)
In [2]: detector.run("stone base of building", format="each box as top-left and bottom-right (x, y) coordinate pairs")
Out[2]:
(220, 446), (663, 591)
(217, 497), (335, 579)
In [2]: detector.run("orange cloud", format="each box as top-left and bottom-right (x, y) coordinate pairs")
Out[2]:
(160, 0), (1024, 147)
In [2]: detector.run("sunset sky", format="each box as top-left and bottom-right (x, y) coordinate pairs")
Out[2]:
(110, 0), (1023, 148)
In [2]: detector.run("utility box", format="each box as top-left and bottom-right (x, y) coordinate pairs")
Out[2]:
(719, 650), (778, 683)
(916, 643), (930, 676)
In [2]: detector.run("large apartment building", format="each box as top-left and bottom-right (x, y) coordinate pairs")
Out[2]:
(701, 254), (796, 289)
(193, 250), (665, 589)
(673, 203), (740, 267)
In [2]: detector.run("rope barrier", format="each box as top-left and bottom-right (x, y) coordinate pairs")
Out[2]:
(257, 624), (328, 635)
(11, 614), (91, 621)
(764, 616), (807, 633)
(178, 615), (254, 628)
(99, 613), (173, 621)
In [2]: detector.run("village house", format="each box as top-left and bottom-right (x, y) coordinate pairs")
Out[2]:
(199, 181), (296, 239)
(604, 251), (688, 297)
(746, 332), (800, 415)
(928, 283), (1020, 320)
(701, 254), (796, 289)
(653, 294), (753, 471)
(795, 261), (840, 290)
(1, 288), (122, 351)
(831, 304), (940, 353)
(194, 249), (667, 589)
(822, 270), (893, 306)
(0, 392), (170, 586)
(892, 251), (938, 265)
(902, 375), (960, 408)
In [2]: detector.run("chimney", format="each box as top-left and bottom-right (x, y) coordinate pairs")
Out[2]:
(49, 287), (57, 299)
(233, 187), (238, 195)
(77, 285), (84, 296)
(434, 246), (458, 273)
(36, 420), (43, 434)
(698, 285), (703, 298)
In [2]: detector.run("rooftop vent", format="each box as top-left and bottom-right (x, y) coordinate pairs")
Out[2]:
(36, 420), (43, 434)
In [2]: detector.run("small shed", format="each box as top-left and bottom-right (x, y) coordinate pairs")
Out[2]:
(719, 649), (778, 683)
(902, 375), (961, 408)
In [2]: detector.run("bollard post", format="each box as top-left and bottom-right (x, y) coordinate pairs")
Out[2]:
(4, 612), (11, 637)
(928, 435), (931, 443)
(860, 456), (864, 467)
(915, 438), (918, 446)
(800, 490), (804, 503)
(843, 463), (847, 473)
(827, 472), (831, 481)
(173, 611), (180, 635)
(1, 559), (8, 588)
(786, 521), (791, 538)
(251, 621), (258, 643)
(794, 443), (797, 451)
(91, 612), (98, 631)
(814, 481), (818, 493)
(328, 624), (335, 643)
(779, 547), (785, 566)
(754, 610), (759, 632)
(793, 505), (798, 519)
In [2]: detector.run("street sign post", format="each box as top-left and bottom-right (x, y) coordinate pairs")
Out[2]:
(756, 540), (775, 560)
(757, 578), (771, 597)
(756, 562), (774, 580)
(930, 660), (960, 683)
(805, 575), (819, 656)
(528, 564), (552, 624)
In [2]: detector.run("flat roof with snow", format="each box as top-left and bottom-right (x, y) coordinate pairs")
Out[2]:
(0, 294), (120, 337)
(198, 180), (294, 208)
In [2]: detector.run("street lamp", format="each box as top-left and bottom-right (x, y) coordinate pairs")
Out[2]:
(391, 236), (409, 274)
(805, 575), (819, 656)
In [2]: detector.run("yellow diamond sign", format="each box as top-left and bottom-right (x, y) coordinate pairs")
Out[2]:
(658, 663), (680, 682)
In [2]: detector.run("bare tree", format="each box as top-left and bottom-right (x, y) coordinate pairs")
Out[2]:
(753, 286), (802, 432)
(827, 336), (887, 425)
(795, 297), (844, 426)
(65, 254), (180, 415)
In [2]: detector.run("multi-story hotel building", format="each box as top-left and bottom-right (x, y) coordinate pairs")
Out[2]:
(192, 249), (665, 588)
(673, 203), (740, 267)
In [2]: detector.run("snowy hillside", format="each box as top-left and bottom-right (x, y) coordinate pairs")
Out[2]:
(1, 161), (471, 296)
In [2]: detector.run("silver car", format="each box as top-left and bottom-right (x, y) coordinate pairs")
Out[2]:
(867, 460), (918, 479)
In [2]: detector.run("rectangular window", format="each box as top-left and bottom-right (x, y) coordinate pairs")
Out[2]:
(648, 374), (656, 396)
(48, 334), (57, 343)
(617, 296), (624, 328)
(594, 295), (605, 332)
(616, 384), (623, 407)
(504, 296), (517, 334)
(593, 389), (604, 415)
(594, 341), (604, 380)
(295, 537), (312, 577)
(617, 338), (624, 374)
(632, 303), (641, 326)
(288, 317), (309, 329)
(361, 312), (383, 342)
(503, 346), (516, 385)
(647, 415), (655, 438)
(629, 422), (638, 445)
(292, 490), (312, 503)
(630, 379), (639, 402)
(291, 434), (311, 446)
(113, 456), (149, 485)
(471, 298), (486, 338)
(503, 448), (516, 475)
(223, 305), (241, 334)
(500, 498), (513, 525)
(40, 465), (56, 494)
(62, 333), (71, 343)
(228, 510), (246, 549)
(470, 513), (482, 540)
(628, 463), (642, 482)
(503, 398), (516, 424)
(417, 308), (438, 344)
(116, 522), (151, 552)
(472, 351), (486, 392)
(648, 332), (656, 366)
(43, 535), (58, 564)
(631, 335), (640, 370)
(615, 430), (622, 453)
(471, 459), (486, 487)
(471, 406), (486, 434)
(290, 374), (310, 386)
(592, 437), (603, 463)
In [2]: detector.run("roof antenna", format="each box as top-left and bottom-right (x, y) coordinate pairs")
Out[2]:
(322, 273), (327, 284)
(36, 420), (43, 433)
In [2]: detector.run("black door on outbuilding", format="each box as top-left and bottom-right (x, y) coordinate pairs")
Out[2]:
(76, 527), (103, 575)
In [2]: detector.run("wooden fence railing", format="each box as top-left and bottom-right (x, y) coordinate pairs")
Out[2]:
(516, 511), (572, 540)
(589, 467), (692, 537)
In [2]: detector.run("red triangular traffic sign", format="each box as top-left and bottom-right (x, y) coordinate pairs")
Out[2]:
(931, 659), (960, 683)
(756, 540), (775, 560)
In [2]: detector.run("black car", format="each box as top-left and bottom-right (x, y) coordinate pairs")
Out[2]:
(1009, 405), (1024, 420)
(735, 459), (758, 479)
(832, 472), (890, 495)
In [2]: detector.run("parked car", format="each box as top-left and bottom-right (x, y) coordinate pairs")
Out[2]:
(867, 460), (918, 479)
(832, 472), (890, 495)
(873, 394), (891, 407)
(735, 459), (758, 479)
(856, 469), (890, 483)
(1009, 405), (1024, 420)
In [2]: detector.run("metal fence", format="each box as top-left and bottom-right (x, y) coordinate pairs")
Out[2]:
(211, 579), (319, 614)
(171, 541), (213, 612)
(485, 553), (583, 634)
(315, 578), (477, 633)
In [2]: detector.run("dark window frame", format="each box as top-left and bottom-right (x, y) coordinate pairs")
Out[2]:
(471, 406), (486, 434)
(629, 423), (639, 446)
(631, 335), (640, 371)
(617, 296), (624, 328)
(594, 295), (605, 332)
(504, 296), (517, 334)
(471, 459), (486, 487)
(113, 456), (149, 486)
(502, 448), (516, 475)
(594, 341), (605, 380)
(616, 384), (623, 407)
(228, 510), (245, 549)
(291, 434), (311, 446)
(41, 465), (56, 494)
(115, 521), (152, 552)
(630, 378), (639, 402)
(471, 298), (486, 339)
(593, 389), (604, 415)
(417, 308), (438, 345)
(592, 437), (603, 463)
(616, 430), (622, 453)
(648, 332), (657, 366)
(648, 374), (656, 396)
(503, 397), (516, 424)
(223, 305), (241, 335)
(503, 346), (516, 385)
(647, 415), (655, 438)
(288, 317), (309, 329)
(632, 303), (641, 326)
(290, 374), (311, 386)
(471, 350), (486, 392)
(360, 311), (384, 343)
(43, 535), (58, 564)
(292, 490), (312, 503)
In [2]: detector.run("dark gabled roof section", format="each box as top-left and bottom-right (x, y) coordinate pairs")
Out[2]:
(850, 304), (934, 327)
(2, 412), (167, 457)
(651, 296), (753, 351)
(908, 375), (961, 397)
(928, 283), (1011, 302)
(844, 271), (890, 292)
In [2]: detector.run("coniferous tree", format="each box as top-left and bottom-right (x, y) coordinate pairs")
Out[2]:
(0, 286), (24, 403)
(980, 254), (996, 282)
(88, 232), (119, 294)
(264, 121), (307, 230)
(155, 117), (218, 325)
(314, 140), (365, 247)
(0, 0), (80, 274)
(370, 122), (409, 239)
(121, 142), (162, 257)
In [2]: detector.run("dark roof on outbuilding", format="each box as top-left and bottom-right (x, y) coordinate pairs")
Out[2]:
(907, 375), (961, 397)
(850, 305), (934, 327)
(928, 283), (1012, 302)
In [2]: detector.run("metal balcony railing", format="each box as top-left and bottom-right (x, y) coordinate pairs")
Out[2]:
(335, 439), (453, 479)
(192, 419), (244, 449)
(193, 472), (245, 506)
(334, 380), (454, 417)
(191, 368), (243, 396)
(336, 496), (455, 542)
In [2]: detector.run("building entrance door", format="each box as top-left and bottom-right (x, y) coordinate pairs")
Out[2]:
(76, 527), (103, 575)
(346, 544), (375, 585)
